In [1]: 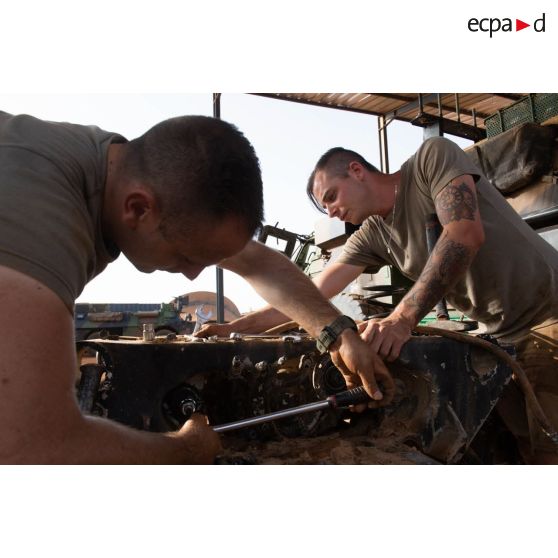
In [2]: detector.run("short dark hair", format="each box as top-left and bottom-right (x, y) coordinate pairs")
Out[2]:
(124, 115), (264, 237)
(306, 147), (380, 213)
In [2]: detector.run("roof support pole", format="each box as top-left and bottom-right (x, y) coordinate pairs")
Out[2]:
(213, 93), (225, 324)
(378, 115), (390, 174)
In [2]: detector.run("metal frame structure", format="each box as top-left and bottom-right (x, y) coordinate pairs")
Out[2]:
(254, 93), (529, 164)
(213, 93), (225, 323)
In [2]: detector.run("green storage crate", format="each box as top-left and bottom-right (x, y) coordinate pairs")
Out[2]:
(484, 94), (558, 137)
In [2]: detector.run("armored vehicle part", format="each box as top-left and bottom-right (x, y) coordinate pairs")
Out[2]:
(76, 332), (515, 464)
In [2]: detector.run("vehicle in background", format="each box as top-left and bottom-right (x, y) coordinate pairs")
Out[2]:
(75, 290), (243, 342)
(75, 297), (193, 341)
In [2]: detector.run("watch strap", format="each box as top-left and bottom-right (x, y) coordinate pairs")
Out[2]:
(316, 315), (358, 354)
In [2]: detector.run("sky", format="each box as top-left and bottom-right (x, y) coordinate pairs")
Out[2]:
(0, 92), (469, 312)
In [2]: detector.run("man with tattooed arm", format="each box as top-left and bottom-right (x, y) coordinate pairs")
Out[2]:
(197, 138), (558, 463)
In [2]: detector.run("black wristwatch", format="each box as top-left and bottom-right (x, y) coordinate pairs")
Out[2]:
(316, 315), (358, 354)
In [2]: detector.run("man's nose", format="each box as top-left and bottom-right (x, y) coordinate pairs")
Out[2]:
(327, 204), (338, 218)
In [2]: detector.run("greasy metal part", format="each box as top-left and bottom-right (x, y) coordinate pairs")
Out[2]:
(76, 332), (514, 463)
(372, 335), (513, 463)
(161, 385), (203, 429)
(78, 335), (324, 437)
(312, 354), (347, 397)
(77, 364), (104, 413)
(415, 325), (558, 447)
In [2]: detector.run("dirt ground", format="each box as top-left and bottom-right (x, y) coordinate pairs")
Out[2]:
(216, 416), (436, 465)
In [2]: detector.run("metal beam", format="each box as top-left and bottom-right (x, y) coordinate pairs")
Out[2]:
(383, 93), (491, 121)
(378, 115), (390, 173)
(254, 93), (493, 128)
(410, 112), (486, 142)
(253, 93), (386, 118)
(436, 117), (486, 142)
(383, 93), (440, 119)
(493, 93), (524, 101)
(213, 93), (225, 324)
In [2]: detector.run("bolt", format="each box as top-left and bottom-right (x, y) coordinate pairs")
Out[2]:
(230, 332), (243, 341)
(298, 355), (312, 370)
(255, 361), (268, 372)
(143, 323), (155, 342)
(282, 335), (302, 343)
(232, 355), (242, 368)
(181, 401), (196, 417)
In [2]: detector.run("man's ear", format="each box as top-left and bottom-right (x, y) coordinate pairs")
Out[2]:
(121, 188), (160, 231)
(348, 161), (365, 180)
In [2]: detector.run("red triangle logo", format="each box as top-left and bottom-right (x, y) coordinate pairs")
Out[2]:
(516, 19), (530, 31)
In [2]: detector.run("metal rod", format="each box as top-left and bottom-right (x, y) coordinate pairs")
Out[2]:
(213, 93), (225, 324)
(213, 400), (331, 433)
(455, 93), (461, 123)
(378, 115), (390, 174)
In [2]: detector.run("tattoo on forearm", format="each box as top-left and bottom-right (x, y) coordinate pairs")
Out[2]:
(436, 182), (477, 225)
(401, 236), (473, 322)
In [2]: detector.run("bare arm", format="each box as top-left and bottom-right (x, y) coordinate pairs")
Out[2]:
(220, 241), (345, 337)
(196, 259), (364, 336)
(362, 175), (485, 359)
(0, 266), (221, 464)
(313, 261), (366, 298)
(218, 245), (365, 335)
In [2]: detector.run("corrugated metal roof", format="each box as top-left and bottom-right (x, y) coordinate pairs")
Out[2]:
(255, 93), (527, 129)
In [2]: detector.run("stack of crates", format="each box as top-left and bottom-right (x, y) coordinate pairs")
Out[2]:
(485, 93), (558, 137)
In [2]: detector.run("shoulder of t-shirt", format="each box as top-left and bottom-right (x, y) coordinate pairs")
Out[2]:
(417, 136), (461, 159)
(415, 136), (481, 183)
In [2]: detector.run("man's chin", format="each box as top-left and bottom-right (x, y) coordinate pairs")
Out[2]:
(133, 263), (156, 273)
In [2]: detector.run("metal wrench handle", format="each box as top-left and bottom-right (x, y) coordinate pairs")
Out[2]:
(213, 399), (330, 433)
(212, 386), (371, 433)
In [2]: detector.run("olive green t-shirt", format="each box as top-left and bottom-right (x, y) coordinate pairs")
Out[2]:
(338, 136), (558, 340)
(0, 111), (126, 312)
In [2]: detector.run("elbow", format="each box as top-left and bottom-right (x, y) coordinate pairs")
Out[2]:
(456, 222), (485, 252)
(471, 228), (485, 251)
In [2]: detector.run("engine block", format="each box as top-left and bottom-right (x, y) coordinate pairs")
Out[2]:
(77, 332), (514, 463)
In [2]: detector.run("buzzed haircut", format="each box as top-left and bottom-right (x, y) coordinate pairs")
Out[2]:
(306, 147), (380, 213)
(123, 115), (264, 237)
